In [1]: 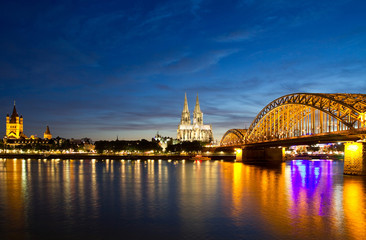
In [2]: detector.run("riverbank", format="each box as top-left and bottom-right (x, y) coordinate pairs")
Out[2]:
(0, 153), (236, 161)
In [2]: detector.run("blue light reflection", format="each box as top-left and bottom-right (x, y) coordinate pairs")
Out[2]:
(286, 160), (336, 217)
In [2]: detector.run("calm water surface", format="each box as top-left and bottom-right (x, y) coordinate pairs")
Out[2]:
(0, 158), (365, 240)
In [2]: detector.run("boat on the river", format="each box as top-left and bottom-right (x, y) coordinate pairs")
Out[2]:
(191, 155), (211, 161)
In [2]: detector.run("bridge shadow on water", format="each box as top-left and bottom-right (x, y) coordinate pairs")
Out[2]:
(241, 160), (284, 172)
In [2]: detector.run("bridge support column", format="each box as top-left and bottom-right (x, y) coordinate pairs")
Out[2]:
(242, 147), (283, 162)
(235, 148), (242, 161)
(344, 142), (366, 175)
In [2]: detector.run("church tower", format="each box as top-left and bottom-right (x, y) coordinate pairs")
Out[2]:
(193, 94), (203, 125)
(180, 93), (191, 125)
(44, 126), (52, 139)
(6, 102), (24, 139)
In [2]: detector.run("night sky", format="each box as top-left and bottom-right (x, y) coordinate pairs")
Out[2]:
(1, 0), (365, 141)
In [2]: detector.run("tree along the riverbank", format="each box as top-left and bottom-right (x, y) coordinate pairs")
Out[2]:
(0, 138), (93, 152)
(94, 140), (206, 154)
(166, 141), (204, 153)
(94, 139), (162, 154)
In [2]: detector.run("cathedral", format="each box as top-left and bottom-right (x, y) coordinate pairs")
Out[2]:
(177, 94), (213, 142)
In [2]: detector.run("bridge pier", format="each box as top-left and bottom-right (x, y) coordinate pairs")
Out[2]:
(239, 147), (283, 162)
(344, 142), (366, 175)
(235, 148), (242, 161)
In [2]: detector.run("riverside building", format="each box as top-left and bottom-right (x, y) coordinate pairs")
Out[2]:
(177, 94), (213, 142)
(5, 103), (26, 139)
(4, 103), (52, 145)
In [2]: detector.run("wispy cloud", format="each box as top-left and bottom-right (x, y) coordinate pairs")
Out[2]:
(215, 28), (262, 42)
(164, 49), (239, 74)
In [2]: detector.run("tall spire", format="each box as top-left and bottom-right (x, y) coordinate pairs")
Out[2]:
(180, 93), (191, 125)
(183, 92), (189, 112)
(194, 94), (201, 113)
(45, 126), (51, 134)
(193, 93), (203, 125)
(10, 102), (19, 123)
(12, 104), (17, 116)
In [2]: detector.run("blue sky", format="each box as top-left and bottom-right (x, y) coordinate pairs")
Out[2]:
(0, 0), (365, 141)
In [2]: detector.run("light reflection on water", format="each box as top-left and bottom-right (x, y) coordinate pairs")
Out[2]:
(0, 158), (365, 239)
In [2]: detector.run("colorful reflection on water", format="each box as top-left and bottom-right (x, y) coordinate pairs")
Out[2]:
(0, 158), (365, 239)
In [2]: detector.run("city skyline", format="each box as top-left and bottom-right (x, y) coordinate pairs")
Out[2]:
(1, 0), (366, 140)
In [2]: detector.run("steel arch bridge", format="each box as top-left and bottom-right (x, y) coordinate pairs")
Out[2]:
(220, 93), (366, 146)
(220, 129), (247, 146)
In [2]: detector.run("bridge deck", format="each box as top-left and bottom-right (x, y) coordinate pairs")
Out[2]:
(220, 129), (366, 149)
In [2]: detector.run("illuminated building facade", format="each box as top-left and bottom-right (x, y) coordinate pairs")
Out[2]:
(44, 126), (52, 139)
(177, 94), (213, 142)
(4, 103), (52, 145)
(5, 103), (26, 139)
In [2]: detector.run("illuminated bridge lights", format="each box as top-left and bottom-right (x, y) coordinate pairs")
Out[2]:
(344, 142), (366, 175)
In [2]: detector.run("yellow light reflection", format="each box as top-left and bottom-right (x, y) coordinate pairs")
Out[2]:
(343, 178), (366, 239)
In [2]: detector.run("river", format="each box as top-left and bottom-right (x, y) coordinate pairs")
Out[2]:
(0, 158), (365, 239)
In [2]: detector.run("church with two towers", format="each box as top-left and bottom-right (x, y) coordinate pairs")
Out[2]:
(177, 94), (213, 142)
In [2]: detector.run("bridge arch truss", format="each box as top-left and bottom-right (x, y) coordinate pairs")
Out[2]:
(220, 129), (247, 146)
(246, 93), (366, 143)
(220, 93), (366, 146)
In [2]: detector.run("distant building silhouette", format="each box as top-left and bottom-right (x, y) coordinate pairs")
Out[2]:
(177, 93), (213, 142)
(153, 132), (178, 151)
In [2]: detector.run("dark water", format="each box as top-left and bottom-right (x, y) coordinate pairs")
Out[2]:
(0, 158), (365, 240)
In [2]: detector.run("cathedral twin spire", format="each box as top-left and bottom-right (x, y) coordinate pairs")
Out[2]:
(177, 93), (213, 142)
(183, 93), (189, 113)
(181, 93), (191, 125)
(181, 93), (203, 125)
(194, 94), (201, 113)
